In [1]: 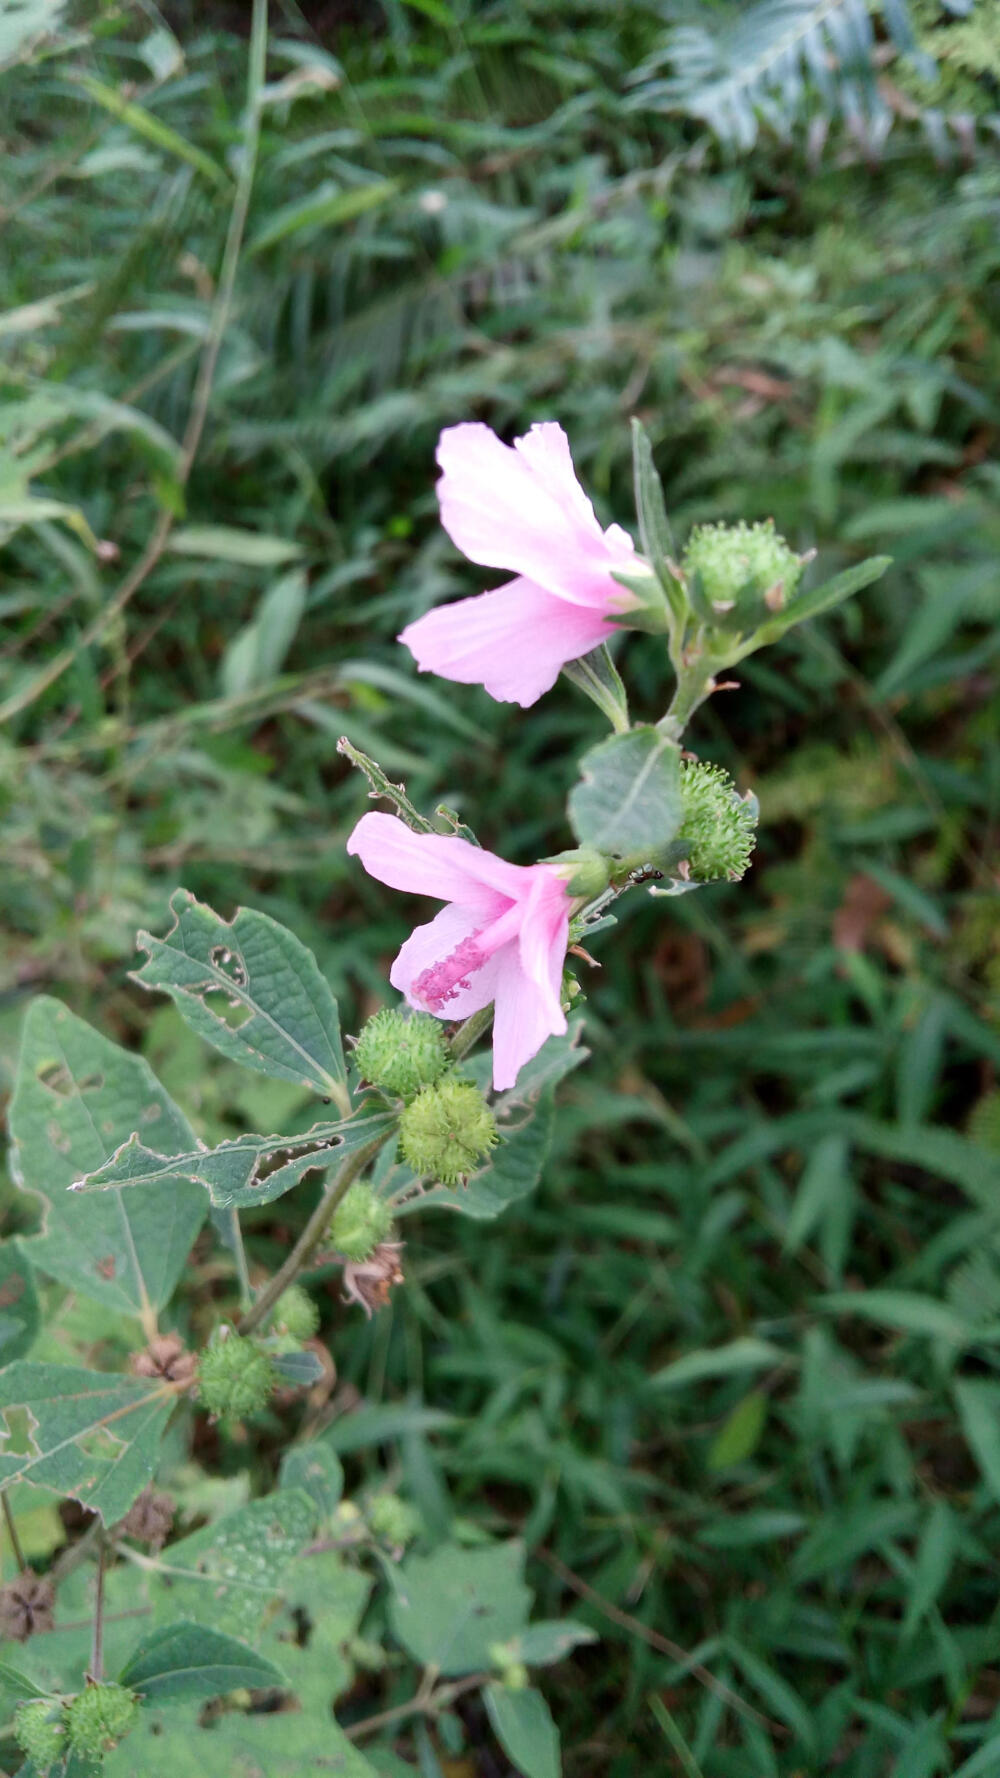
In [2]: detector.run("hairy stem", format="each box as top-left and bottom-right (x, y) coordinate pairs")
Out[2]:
(237, 1134), (389, 1335)
(449, 1004), (494, 1062)
(90, 1537), (107, 1683)
(657, 649), (716, 742)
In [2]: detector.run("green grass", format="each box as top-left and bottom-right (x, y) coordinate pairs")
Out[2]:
(2, 1), (1000, 1771)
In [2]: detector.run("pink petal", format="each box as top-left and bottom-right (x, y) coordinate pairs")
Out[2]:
(491, 953), (567, 1091)
(390, 903), (506, 1021)
(399, 578), (614, 708)
(347, 812), (528, 905)
(436, 422), (629, 609)
(517, 873), (570, 1028)
(513, 423), (605, 536)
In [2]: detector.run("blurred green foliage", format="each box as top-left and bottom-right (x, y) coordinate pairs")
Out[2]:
(1, 0), (1000, 1772)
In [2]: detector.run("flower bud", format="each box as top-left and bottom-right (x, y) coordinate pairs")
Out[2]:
(544, 847), (610, 901)
(196, 1329), (277, 1422)
(268, 1284), (320, 1342)
(488, 1645), (530, 1690)
(368, 1492), (421, 1549)
(354, 1007), (450, 1101)
(399, 1077), (498, 1186)
(328, 1181), (394, 1263)
(681, 520), (803, 620)
(678, 760), (757, 882)
(14, 1699), (65, 1770)
(65, 1683), (139, 1759)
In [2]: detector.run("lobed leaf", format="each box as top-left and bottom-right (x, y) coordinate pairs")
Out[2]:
(133, 890), (349, 1109)
(9, 998), (206, 1317)
(70, 1109), (395, 1211)
(0, 1363), (173, 1524)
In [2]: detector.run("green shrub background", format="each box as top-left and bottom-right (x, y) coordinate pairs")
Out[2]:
(2, 2), (999, 1771)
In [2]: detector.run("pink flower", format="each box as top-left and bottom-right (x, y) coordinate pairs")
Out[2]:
(347, 812), (570, 1090)
(399, 421), (639, 707)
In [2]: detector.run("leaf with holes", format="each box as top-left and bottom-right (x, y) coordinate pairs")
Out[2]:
(9, 999), (206, 1317)
(69, 1110), (394, 1211)
(133, 890), (349, 1110)
(568, 725), (683, 865)
(0, 1363), (174, 1524)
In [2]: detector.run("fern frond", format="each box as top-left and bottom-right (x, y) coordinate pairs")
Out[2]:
(627, 0), (938, 150)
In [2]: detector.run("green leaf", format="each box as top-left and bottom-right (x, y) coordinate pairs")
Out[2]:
(389, 1541), (531, 1676)
(902, 1500), (956, 1638)
(568, 725), (682, 864)
(70, 1110), (394, 1212)
(251, 177), (399, 252)
(168, 526), (303, 566)
(321, 1403), (456, 1454)
(954, 1381), (1000, 1503)
(76, 77), (229, 189)
(784, 1135), (851, 1255)
(0, 1660), (52, 1705)
(746, 556), (892, 652)
(727, 1642), (816, 1751)
(0, 0), (67, 68)
(501, 1621), (598, 1667)
(145, 1490), (317, 1640)
(9, 998), (206, 1316)
(271, 1349), (325, 1387)
(0, 1363), (173, 1523)
(484, 1685), (561, 1778)
(707, 1390), (768, 1470)
(651, 1336), (786, 1390)
(133, 890), (349, 1110)
(820, 1290), (971, 1344)
(220, 571), (308, 698)
(561, 645), (630, 733)
(0, 1239), (39, 1363)
(279, 1443), (344, 1516)
(118, 1620), (286, 1699)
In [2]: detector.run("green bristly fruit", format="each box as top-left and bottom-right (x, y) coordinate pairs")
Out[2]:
(682, 519), (804, 617)
(399, 1077), (498, 1186)
(64, 1683), (139, 1759)
(678, 760), (758, 881)
(354, 1007), (451, 1100)
(328, 1180), (395, 1262)
(196, 1330), (277, 1422)
(14, 1699), (65, 1770)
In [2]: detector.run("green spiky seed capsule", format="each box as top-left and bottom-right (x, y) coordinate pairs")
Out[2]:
(328, 1181), (395, 1262)
(369, 1492), (421, 1547)
(398, 1077), (498, 1186)
(354, 1007), (450, 1100)
(269, 1284), (319, 1342)
(196, 1330), (276, 1422)
(65, 1683), (139, 1758)
(678, 761), (758, 882)
(682, 520), (803, 613)
(14, 1699), (65, 1769)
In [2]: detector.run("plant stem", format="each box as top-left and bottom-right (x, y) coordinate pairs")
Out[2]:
(1, 1492), (26, 1573)
(449, 1004), (494, 1062)
(657, 649), (716, 742)
(0, 0), (270, 730)
(229, 1208), (253, 1310)
(345, 1670), (488, 1742)
(90, 1537), (107, 1682)
(237, 1134), (388, 1336)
